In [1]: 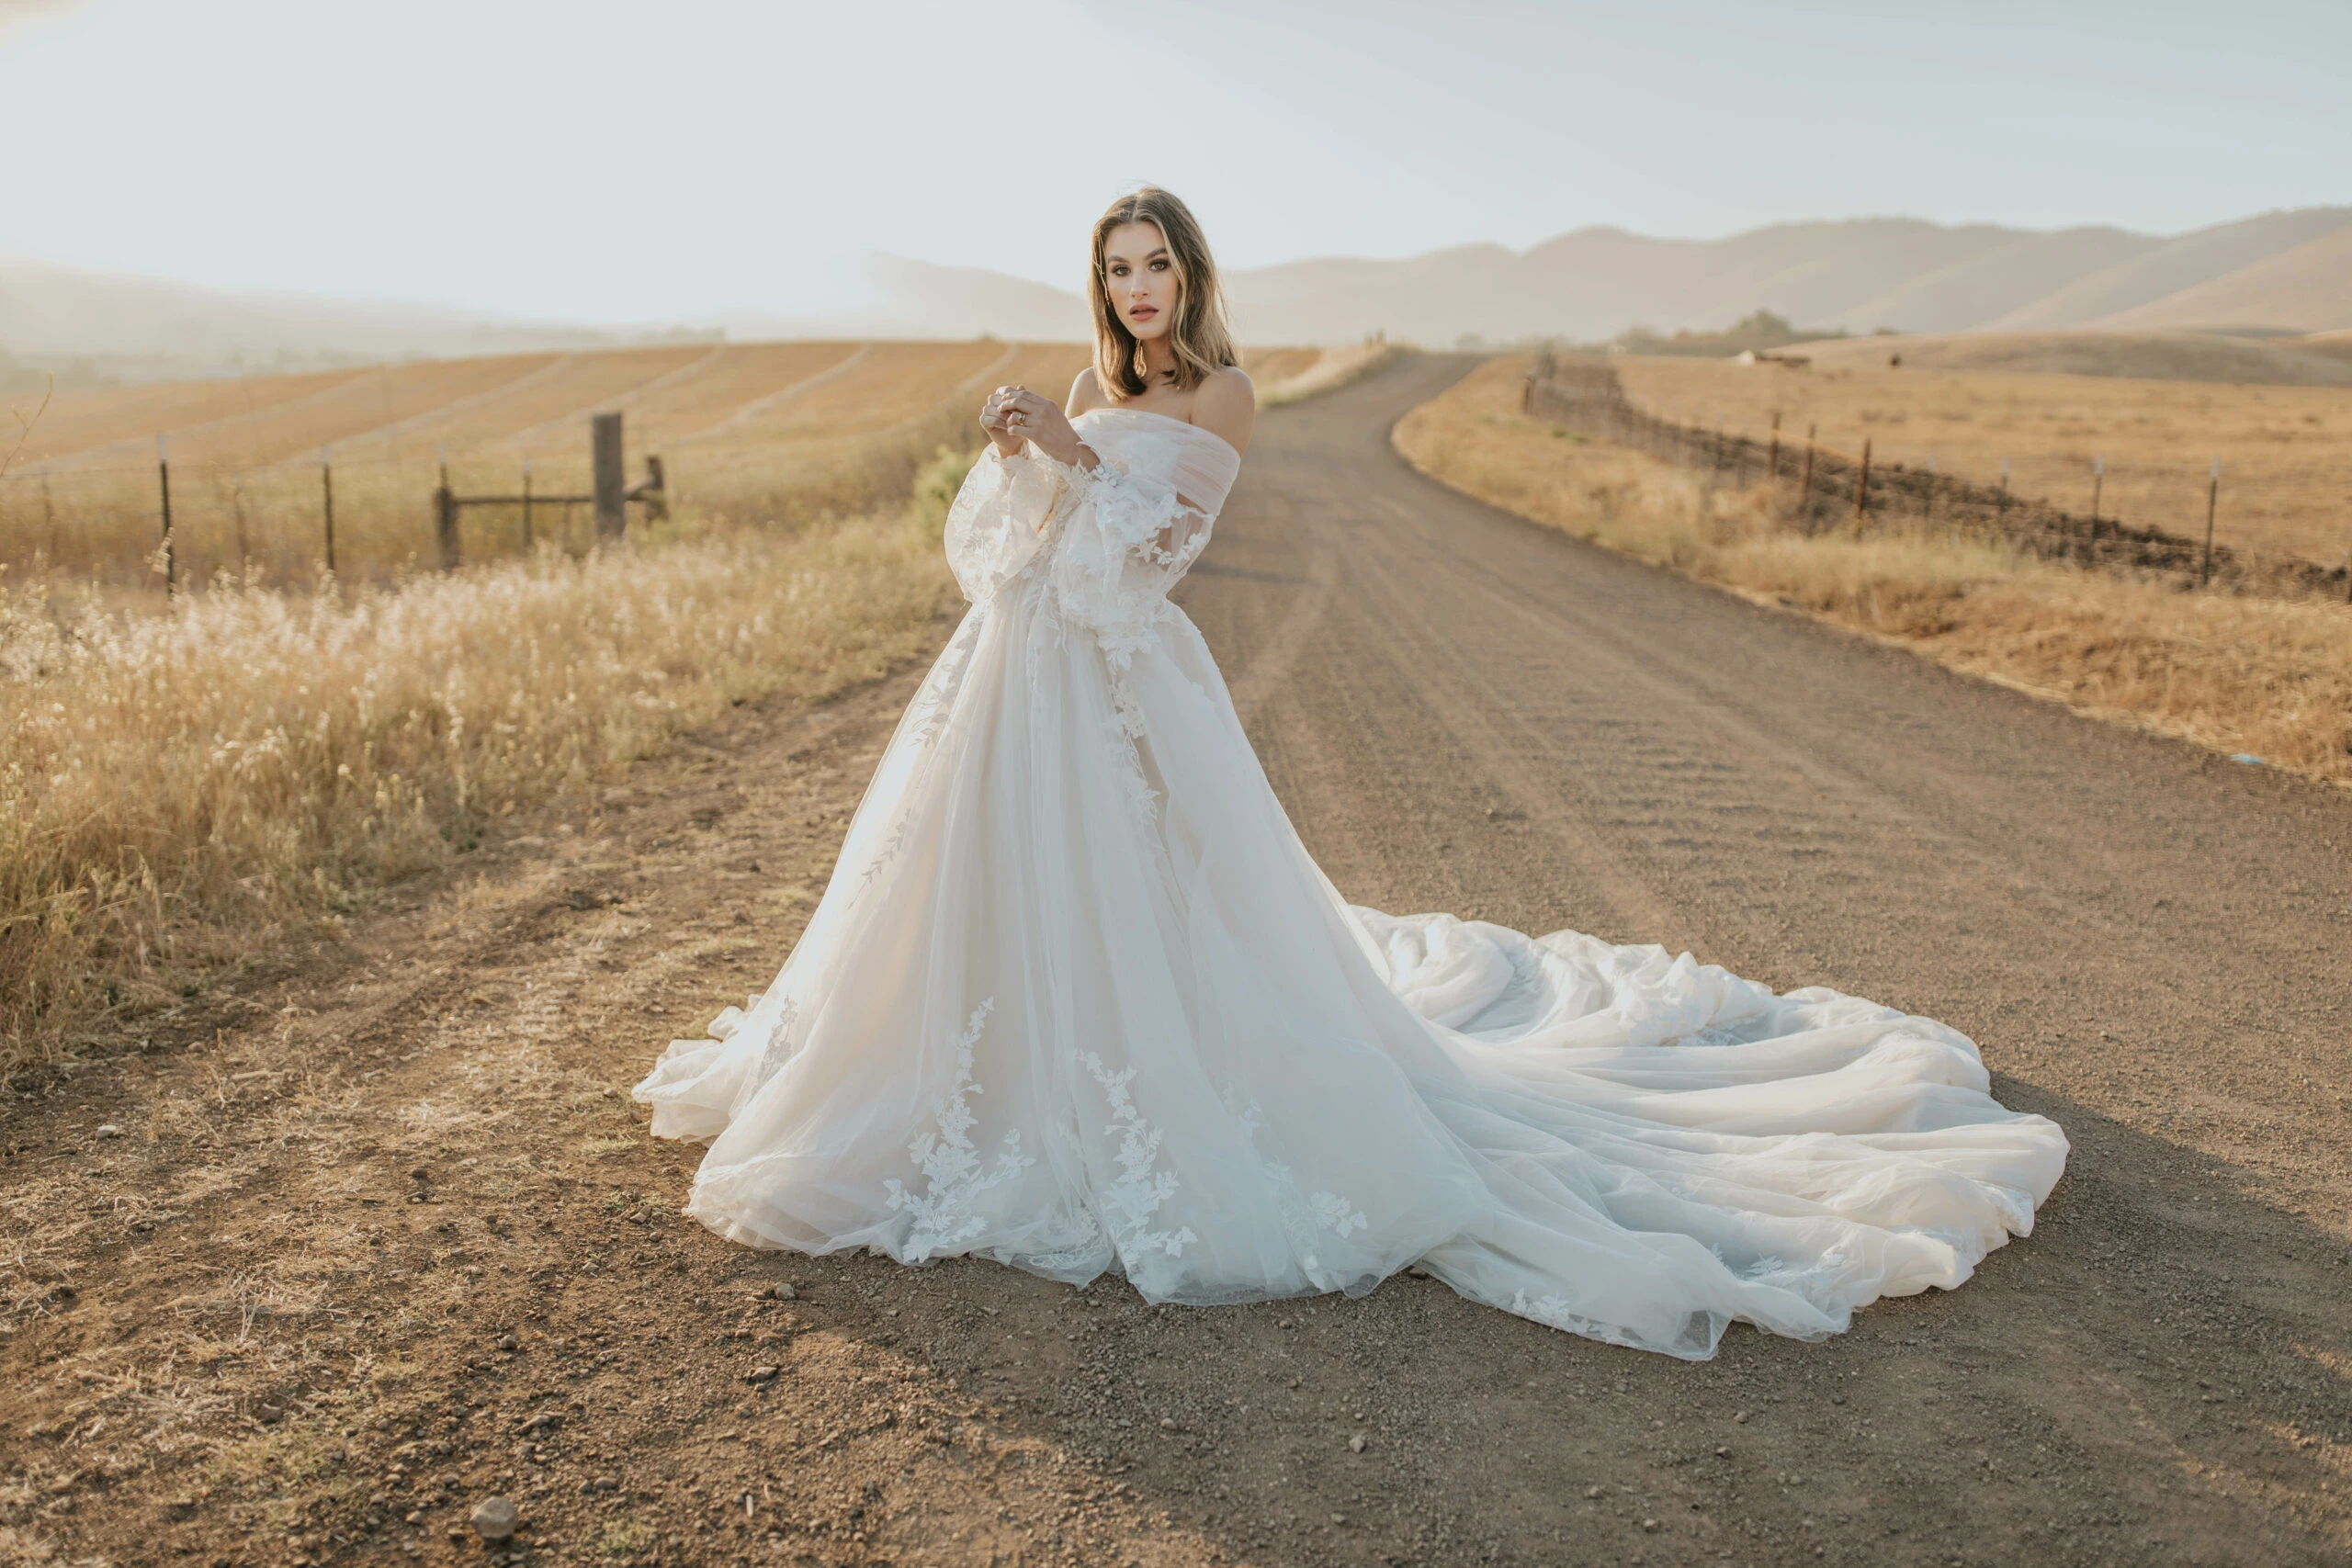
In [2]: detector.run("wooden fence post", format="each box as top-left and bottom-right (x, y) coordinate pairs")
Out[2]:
(156, 434), (175, 596)
(1997, 457), (2010, 525)
(1800, 423), (1816, 529)
(435, 446), (460, 570)
(321, 445), (335, 575)
(1923, 455), (1936, 523)
(1851, 438), (1871, 536)
(2089, 456), (2104, 539)
(1768, 411), (1781, 479)
(593, 412), (626, 539)
(2202, 457), (2218, 588)
(522, 460), (534, 548)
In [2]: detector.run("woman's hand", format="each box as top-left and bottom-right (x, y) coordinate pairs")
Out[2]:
(978, 385), (1029, 458)
(980, 385), (1095, 470)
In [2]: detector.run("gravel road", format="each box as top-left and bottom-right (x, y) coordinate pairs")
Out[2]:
(6, 352), (2348, 1568)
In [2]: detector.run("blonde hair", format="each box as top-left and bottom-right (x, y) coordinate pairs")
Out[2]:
(1088, 187), (1238, 399)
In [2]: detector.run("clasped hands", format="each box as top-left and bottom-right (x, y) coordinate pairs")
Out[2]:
(979, 385), (1094, 470)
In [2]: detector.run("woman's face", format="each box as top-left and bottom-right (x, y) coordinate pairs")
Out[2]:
(1102, 220), (1181, 342)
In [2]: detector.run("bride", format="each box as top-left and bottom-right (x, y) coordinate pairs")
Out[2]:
(635, 187), (2066, 1359)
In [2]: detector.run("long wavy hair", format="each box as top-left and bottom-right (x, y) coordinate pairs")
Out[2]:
(1088, 187), (1238, 399)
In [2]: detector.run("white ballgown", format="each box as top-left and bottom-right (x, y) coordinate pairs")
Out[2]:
(634, 407), (2066, 1359)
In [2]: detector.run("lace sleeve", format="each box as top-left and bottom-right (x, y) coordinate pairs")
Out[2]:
(1040, 450), (1217, 663)
(942, 447), (1066, 605)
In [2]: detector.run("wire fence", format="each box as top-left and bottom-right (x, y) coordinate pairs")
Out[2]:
(0, 400), (981, 593)
(1523, 353), (2352, 603)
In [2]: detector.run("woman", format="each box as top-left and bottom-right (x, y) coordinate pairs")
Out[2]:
(635, 188), (2065, 1359)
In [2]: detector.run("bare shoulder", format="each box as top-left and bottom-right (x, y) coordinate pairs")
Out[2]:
(1066, 366), (1105, 417)
(1192, 366), (1256, 456)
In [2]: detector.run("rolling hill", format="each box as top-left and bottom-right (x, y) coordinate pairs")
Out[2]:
(858, 208), (2352, 347)
(4, 206), (2347, 375)
(2089, 223), (2352, 333)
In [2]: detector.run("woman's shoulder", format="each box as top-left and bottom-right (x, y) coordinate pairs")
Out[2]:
(1067, 365), (1106, 416)
(1192, 366), (1255, 455)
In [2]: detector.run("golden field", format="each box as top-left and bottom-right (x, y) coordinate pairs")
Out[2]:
(0, 339), (1089, 588)
(0, 339), (1375, 591)
(1397, 355), (2352, 790)
(1612, 350), (2352, 569)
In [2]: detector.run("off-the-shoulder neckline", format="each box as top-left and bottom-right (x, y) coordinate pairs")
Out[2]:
(1074, 405), (1242, 462)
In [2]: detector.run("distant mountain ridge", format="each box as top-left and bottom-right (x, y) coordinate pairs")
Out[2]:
(4, 207), (2347, 380)
(864, 207), (2352, 347)
(1216, 208), (2352, 344)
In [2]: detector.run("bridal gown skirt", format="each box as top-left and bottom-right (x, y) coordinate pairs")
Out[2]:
(635, 423), (2066, 1359)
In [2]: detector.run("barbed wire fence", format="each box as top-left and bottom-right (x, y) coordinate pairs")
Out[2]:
(1522, 353), (2352, 603)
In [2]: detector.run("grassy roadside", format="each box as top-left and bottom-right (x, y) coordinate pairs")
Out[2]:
(1257, 342), (1400, 408)
(1, 509), (956, 1070)
(1395, 355), (2352, 790)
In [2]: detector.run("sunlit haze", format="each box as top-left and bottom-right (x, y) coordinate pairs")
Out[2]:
(2, 0), (2346, 325)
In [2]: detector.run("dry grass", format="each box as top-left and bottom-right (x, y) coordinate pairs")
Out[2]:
(0, 510), (956, 1068)
(1613, 352), (2352, 568)
(0, 339), (1091, 590)
(1397, 355), (2352, 789)
(1256, 341), (1400, 407)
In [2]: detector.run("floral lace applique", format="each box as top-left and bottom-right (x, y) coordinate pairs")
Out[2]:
(885, 999), (1033, 1258)
(902, 615), (981, 750)
(1107, 670), (1148, 740)
(1507, 1289), (1611, 1337)
(860, 807), (919, 889)
(1309, 1190), (1370, 1239)
(1103, 716), (1164, 838)
(1080, 1053), (1198, 1261)
(752, 998), (803, 1084)
(1222, 1089), (1368, 1278)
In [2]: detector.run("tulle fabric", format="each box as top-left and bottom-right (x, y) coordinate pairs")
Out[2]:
(636, 407), (2066, 1359)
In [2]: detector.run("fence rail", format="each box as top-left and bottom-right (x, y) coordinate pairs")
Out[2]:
(1521, 354), (2351, 602)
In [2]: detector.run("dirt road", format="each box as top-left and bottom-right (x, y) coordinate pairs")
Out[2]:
(7, 354), (2350, 1568)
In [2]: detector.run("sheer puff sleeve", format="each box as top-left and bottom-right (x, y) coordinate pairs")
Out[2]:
(942, 447), (1064, 605)
(1039, 425), (1241, 665)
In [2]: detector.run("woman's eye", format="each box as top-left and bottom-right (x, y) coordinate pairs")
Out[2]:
(1149, 258), (1169, 271)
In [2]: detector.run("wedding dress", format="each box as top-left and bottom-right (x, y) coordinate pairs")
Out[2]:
(635, 407), (2066, 1359)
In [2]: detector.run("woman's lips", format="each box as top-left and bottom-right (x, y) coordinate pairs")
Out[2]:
(1128, 307), (1158, 321)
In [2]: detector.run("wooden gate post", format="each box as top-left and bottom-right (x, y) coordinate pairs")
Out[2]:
(2202, 458), (2218, 588)
(1799, 424), (1816, 532)
(435, 447), (460, 570)
(1851, 438), (1871, 536)
(321, 445), (336, 574)
(157, 434), (175, 595)
(593, 412), (627, 539)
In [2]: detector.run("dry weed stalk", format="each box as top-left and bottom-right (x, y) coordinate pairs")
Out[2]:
(4, 375), (51, 479)
(1396, 356), (2352, 789)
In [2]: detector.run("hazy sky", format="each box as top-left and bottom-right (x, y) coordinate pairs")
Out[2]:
(2, 0), (2346, 325)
